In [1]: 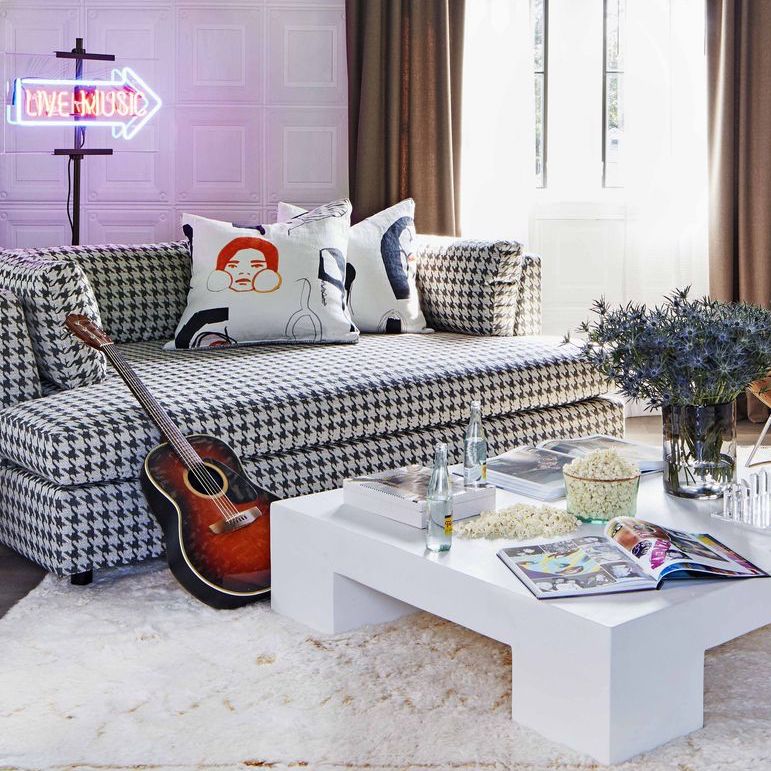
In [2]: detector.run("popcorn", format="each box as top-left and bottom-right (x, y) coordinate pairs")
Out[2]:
(563, 449), (640, 522)
(456, 503), (578, 540)
(564, 448), (638, 480)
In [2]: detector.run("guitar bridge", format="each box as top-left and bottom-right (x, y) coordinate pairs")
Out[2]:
(209, 506), (262, 535)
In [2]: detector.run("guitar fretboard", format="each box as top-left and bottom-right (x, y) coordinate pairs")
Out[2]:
(102, 344), (203, 469)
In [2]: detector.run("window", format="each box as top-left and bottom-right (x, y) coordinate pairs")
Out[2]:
(603, 0), (625, 187)
(532, 0), (548, 188)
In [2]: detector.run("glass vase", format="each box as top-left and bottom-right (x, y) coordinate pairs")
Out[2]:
(662, 402), (736, 499)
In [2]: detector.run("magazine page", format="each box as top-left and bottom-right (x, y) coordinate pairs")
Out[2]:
(484, 448), (572, 489)
(498, 534), (656, 599)
(604, 517), (768, 581)
(539, 435), (662, 470)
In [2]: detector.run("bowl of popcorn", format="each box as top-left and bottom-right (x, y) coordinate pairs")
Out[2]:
(563, 449), (641, 524)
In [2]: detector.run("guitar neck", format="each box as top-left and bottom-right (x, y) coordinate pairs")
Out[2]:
(102, 344), (202, 466)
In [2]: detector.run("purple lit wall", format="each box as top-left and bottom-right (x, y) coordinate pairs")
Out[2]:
(0, 0), (348, 248)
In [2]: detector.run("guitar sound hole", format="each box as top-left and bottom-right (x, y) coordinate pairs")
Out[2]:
(188, 464), (225, 497)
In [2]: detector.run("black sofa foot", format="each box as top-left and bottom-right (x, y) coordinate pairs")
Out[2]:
(70, 569), (93, 586)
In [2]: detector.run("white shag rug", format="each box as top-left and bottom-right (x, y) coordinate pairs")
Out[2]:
(1, 561), (771, 771)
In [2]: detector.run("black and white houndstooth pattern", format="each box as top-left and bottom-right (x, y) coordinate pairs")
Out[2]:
(0, 290), (41, 409)
(2, 241), (192, 345)
(63, 241), (192, 343)
(415, 238), (541, 336)
(0, 397), (622, 576)
(0, 334), (609, 486)
(0, 250), (107, 389)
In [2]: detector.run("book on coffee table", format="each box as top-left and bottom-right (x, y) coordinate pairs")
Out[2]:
(343, 464), (496, 529)
(480, 447), (573, 500)
(452, 435), (662, 501)
(498, 516), (768, 599)
(538, 434), (663, 473)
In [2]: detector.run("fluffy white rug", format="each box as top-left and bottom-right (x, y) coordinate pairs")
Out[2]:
(1, 561), (770, 771)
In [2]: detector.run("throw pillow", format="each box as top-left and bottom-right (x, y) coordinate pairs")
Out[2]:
(168, 201), (358, 349)
(277, 199), (430, 334)
(0, 249), (108, 389)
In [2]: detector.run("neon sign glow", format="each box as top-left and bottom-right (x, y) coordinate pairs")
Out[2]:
(6, 67), (161, 140)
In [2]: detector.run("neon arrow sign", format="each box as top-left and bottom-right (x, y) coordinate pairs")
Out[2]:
(7, 67), (161, 140)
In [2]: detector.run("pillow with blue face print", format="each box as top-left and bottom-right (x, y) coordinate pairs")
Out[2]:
(277, 198), (431, 334)
(168, 200), (358, 349)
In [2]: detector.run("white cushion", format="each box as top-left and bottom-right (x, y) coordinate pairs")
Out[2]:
(277, 199), (430, 334)
(167, 201), (358, 349)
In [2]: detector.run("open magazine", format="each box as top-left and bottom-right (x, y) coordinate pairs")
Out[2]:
(538, 434), (663, 472)
(461, 435), (663, 501)
(498, 517), (768, 599)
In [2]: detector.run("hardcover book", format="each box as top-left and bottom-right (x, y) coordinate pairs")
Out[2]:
(457, 435), (662, 500)
(343, 465), (496, 529)
(498, 517), (767, 599)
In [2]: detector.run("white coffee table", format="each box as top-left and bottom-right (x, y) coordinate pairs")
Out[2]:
(270, 471), (771, 764)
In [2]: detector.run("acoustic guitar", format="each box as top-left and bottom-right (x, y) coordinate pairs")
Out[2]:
(66, 314), (277, 609)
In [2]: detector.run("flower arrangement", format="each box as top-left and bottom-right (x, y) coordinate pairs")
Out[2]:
(565, 288), (771, 499)
(565, 288), (771, 407)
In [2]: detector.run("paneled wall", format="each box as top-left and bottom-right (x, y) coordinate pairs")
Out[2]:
(0, 0), (348, 248)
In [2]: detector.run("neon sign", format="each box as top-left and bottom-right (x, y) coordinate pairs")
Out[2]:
(7, 67), (161, 140)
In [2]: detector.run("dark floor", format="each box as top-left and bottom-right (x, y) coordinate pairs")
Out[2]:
(0, 416), (768, 618)
(0, 544), (46, 618)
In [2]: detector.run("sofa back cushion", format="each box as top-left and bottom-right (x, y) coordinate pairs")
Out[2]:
(416, 237), (540, 336)
(0, 250), (107, 389)
(0, 289), (42, 408)
(49, 242), (191, 344)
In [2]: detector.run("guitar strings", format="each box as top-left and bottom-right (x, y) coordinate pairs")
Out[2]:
(106, 346), (242, 523)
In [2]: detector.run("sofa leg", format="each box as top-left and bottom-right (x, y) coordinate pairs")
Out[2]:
(70, 569), (93, 586)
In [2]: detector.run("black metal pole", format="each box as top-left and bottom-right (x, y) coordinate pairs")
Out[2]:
(70, 37), (85, 246)
(53, 39), (113, 247)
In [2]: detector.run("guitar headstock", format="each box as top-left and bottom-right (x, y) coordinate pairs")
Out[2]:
(65, 314), (113, 349)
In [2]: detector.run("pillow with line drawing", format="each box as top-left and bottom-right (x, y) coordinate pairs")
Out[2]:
(167, 201), (359, 349)
(277, 198), (430, 334)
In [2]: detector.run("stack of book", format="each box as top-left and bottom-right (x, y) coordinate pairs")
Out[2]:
(343, 465), (496, 528)
(455, 435), (662, 501)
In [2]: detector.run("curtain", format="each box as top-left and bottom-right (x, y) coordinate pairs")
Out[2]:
(707, 0), (771, 423)
(345, 0), (465, 235)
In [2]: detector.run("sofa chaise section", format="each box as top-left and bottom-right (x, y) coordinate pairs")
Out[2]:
(0, 237), (623, 578)
(0, 334), (611, 487)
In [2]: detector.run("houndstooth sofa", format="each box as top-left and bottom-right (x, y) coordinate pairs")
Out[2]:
(0, 237), (623, 579)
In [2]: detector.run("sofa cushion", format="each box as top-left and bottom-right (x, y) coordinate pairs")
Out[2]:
(0, 333), (607, 487)
(0, 289), (42, 409)
(0, 250), (108, 389)
(416, 239), (539, 336)
(278, 199), (430, 334)
(169, 204), (358, 348)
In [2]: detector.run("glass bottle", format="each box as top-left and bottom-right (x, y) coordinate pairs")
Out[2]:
(425, 443), (453, 552)
(463, 400), (488, 488)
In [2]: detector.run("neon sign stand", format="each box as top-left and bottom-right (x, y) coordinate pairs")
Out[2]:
(6, 38), (161, 246)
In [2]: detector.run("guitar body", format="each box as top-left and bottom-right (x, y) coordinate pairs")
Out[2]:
(140, 433), (276, 609)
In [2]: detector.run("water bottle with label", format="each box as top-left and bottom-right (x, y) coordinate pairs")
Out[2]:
(425, 443), (453, 552)
(463, 400), (488, 488)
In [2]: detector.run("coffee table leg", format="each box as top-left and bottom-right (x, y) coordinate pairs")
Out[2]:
(510, 621), (704, 764)
(271, 507), (416, 634)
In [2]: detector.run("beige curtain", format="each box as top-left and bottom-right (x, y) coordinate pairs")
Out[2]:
(346, 0), (465, 235)
(707, 0), (771, 422)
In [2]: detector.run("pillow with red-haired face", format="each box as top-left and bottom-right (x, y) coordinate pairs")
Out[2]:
(167, 200), (358, 349)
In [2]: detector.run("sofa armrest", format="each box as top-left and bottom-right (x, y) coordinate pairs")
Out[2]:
(0, 289), (42, 409)
(415, 237), (541, 336)
(0, 250), (107, 390)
